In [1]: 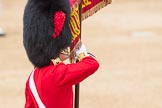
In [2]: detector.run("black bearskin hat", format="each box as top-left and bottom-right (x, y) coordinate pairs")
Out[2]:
(23, 0), (72, 67)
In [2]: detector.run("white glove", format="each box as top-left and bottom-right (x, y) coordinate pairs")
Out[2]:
(75, 44), (87, 57)
(75, 44), (88, 61)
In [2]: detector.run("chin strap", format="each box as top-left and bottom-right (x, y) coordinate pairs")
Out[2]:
(51, 58), (62, 65)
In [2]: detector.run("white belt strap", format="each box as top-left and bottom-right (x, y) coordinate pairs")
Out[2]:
(29, 69), (46, 108)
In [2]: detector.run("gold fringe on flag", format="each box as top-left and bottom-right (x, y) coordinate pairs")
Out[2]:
(69, 0), (112, 62)
(70, 0), (112, 20)
(82, 0), (112, 20)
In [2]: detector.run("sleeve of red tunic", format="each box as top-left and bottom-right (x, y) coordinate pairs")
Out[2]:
(54, 56), (99, 87)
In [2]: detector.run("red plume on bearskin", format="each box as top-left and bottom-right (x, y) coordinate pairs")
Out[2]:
(53, 11), (66, 39)
(23, 0), (72, 67)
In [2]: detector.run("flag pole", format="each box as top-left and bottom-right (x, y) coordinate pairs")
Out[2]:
(74, 1), (82, 108)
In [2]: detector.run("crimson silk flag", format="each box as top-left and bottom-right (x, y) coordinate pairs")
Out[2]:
(70, 0), (112, 61)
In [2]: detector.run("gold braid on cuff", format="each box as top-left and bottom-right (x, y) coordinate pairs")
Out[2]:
(77, 53), (86, 61)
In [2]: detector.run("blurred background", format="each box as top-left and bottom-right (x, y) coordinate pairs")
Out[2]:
(0, 0), (162, 108)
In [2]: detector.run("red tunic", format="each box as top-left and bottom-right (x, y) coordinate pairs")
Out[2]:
(25, 56), (99, 108)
